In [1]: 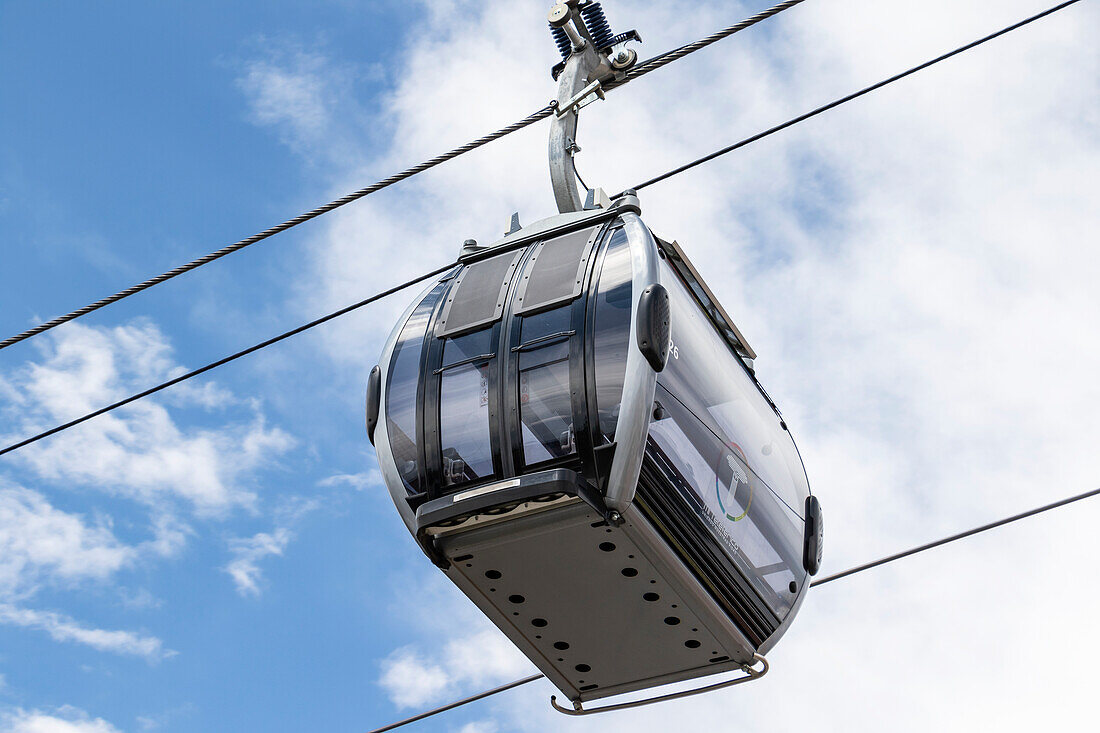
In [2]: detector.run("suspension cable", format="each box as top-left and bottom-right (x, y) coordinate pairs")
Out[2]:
(0, 263), (457, 458)
(366, 674), (545, 733)
(0, 0), (819, 454)
(625, 0), (1085, 193)
(364, 484), (1100, 731)
(607, 0), (810, 90)
(10, 0), (1076, 352)
(0, 106), (552, 352)
(810, 486), (1100, 588)
(0, 0), (818, 352)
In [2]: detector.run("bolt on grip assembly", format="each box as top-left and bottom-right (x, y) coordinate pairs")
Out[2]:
(548, 1), (642, 79)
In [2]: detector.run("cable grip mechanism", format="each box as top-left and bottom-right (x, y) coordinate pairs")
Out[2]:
(546, 0), (640, 214)
(549, 653), (769, 715)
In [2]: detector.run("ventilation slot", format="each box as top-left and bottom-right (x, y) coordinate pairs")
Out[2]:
(515, 227), (597, 315)
(439, 251), (522, 337)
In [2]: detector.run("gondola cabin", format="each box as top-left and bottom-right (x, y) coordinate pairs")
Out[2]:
(367, 196), (823, 711)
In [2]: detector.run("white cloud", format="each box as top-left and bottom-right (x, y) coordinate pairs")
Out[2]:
(116, 587), (163, 611)
(1, 320), (294, 515)
(239, 49), (333, 144)
(224, 528), (291, 597)
(441, 630), (533, 689)
(0, 605), (171, 662)
(254, 0), (1099, 729)
(0, 706), (122, 733)
(222, 494), (320, 597)
(140, 514), (190, 559)
(272, 494), (321, 525)
(131, 702), (194, 731)
(379, 629), (532, 709)
(378, 648), (451, 709)
(236, 42), (380, 165)
(0, 318), (297, 658)
(317, 471), (382, 491)
(0, 483), (134, 599)
(455, 723), (497, 733)
(0, 481), (175, 663)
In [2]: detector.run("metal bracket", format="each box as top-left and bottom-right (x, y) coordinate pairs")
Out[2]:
(554, 78), (605, 119)
(549, 653), (769, 715)
(549, 40), (602, 214)
(546, 1), (642, 213)
(506, 212), (522, 235)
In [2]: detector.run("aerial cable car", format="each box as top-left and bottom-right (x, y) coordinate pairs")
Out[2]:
(366, 0), (823, 715)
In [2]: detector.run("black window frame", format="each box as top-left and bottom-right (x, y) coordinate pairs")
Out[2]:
(425, 269), (511, 498)
(504, 292), (595, 477)
(510, 302), (582, 471)
(416, 218), (619, 499)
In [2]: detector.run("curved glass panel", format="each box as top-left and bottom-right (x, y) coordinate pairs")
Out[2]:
(439, 329), (496, 487)
(591, 229), (633, 442)
(386, 281), (447, 493)
(657, 262), (810, 516)
(441, 327), (495, 368)
(517, 306), (575, 466)
(649, 386), (802, 615)
(653, 261), (810, 614)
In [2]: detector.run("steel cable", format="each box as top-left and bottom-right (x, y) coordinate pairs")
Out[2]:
(607, 0), (810, 90)
(0, 0), (825, 455)
(0, 263), (457, 458)
(0, 0), (816, 351)
(810, 486), (1100, 587)
(0, 107), (553, 351)
(624, 0), (1085, 193)
(366, 674), (545, 733)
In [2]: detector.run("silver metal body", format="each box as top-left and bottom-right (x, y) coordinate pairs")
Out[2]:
(547, 1), (625, 214)
(603, 212), (658, 512)
(549, 46), (603, 213)
(374, 279), (437, 535)
(372, 203), (814, 704)
(366, 0), (818, 714)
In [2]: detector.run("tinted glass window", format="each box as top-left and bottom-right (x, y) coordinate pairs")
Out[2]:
(386, 281), (447, 493)
(520, 305), (572, 343)
(441, 328), (495, 367)
(657, 261), (810, 517)
(440, 330), (496, 487)
(649, 386), (803, 615)
(591, 229), (632, 442)
(518, 307), (575, 466)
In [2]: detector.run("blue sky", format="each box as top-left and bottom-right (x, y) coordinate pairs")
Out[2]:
(0, 2), (443, 731)
(1, 1), (1098, 732)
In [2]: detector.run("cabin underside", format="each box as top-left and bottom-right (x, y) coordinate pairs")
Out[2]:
(437, 498), (753, 703)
